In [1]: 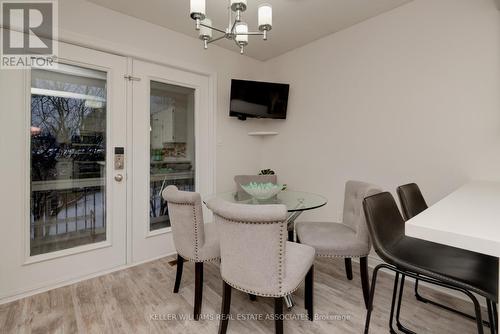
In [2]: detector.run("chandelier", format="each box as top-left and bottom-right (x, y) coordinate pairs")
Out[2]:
(189, 0), (273, 54)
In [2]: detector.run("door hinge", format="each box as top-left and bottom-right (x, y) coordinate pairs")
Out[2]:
(124, 75), (141, 81)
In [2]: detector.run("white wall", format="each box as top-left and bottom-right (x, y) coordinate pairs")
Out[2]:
(58, 0), (267, 192)
(259, 0), (500, 223)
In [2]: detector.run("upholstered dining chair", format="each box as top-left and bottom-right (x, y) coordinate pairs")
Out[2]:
(206, 198), (315, 334)
(363, 192), (498, 334)
(234, 174), (278, 200)
(295, 180), (382, 309)
(162, 185), (220, 320)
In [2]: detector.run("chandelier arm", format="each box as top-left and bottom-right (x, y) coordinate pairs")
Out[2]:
(207, 34), (227, 44)
(199, 23), (227, 35)
(227, 4), (237, 33)
(230, 19), (238, 34)
(235, 32), (265, 36)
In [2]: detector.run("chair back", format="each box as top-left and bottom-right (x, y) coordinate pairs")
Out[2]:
(234, 175), (278, 199)
(206, 198), (288, 296)
(342, 181), (382, 247)
(362, 192), (406, 264)
(162, 185), (205, 261)
(397, 183), (428, 220)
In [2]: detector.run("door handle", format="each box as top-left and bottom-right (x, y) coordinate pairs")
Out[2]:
(114, 174), (124, 182)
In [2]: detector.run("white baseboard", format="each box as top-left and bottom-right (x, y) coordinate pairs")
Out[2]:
(0, 251), (176, 305)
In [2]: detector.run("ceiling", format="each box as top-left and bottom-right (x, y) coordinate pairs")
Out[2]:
(87, 0), (412, 61)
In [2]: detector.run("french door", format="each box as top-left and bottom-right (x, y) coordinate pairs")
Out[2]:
(131, 60), (213, 263)
(0, 44), (214, 301)
(0, 42), (127, 299)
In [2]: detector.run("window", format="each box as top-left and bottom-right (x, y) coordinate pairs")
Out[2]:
(149, 81), (195, 231)
(30, 64), (107, 255)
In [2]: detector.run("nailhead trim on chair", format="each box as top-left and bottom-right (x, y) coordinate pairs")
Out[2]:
(169, 201), (201, 262)
(167, 201), (193, 205)
(222, 276), (306, 298)
(278, 221), (284, 295)
(213, 214), (284, 225)
(178, 253), (221, 263)
(213, 213), (289, 297)
(316, 253), (368, 259)
(192, 205), (199, 261)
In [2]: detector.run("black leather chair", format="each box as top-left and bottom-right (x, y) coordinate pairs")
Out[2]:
(397, 183), (428, 327)
(362, 192), (498, 334)
(397, 183), (428, 221)
(397, 182), (495, 330)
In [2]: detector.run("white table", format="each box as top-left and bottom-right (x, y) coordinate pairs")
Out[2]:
(406, 181), (500, 318)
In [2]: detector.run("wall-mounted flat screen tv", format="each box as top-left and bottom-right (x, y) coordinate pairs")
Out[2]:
(230, 79), (290, 120)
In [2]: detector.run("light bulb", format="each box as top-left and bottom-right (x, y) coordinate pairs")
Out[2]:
(235, 22), (248, 46)
(199, 18), (212, 40)
(190, 0), (206, 20)
(258, 4), (272, 31)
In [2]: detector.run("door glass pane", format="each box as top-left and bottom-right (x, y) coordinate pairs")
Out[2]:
(150, 81), (195, 231)
(30, 64), (107, 256)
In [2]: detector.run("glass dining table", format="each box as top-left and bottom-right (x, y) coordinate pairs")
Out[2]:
(210, 190), (328, 241)
(205, 190), (328, 309)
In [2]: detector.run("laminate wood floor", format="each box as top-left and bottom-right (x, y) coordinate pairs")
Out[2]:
(0, 256), (489, 333)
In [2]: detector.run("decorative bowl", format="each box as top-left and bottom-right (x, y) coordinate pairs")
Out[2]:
(240, 182), (283, 201)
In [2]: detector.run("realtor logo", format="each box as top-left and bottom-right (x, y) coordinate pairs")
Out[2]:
(1, 0), (58, 69)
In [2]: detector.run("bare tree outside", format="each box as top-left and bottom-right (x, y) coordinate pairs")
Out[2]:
(30, 66), (108, 255)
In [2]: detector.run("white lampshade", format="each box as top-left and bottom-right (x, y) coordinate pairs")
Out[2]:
(190, 0), (206, 19)
(258, 4), (272, 30)
(199, 18), (212, 39)
(230, 0), (247, 11)
(235, 22), (248, 45)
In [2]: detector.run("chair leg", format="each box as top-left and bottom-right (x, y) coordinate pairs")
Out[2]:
(487, 299), (497, 334)
(469, 292), (485, 334)
(274, 297), (284, 334)
(415, 273), (490, 327)
(305, 265), (314, 321)
(366, 263), (488, 334)
(364, 264), (383, 334)
(403, 274), (487, 334)
(360, 257), (370, 309)
(248, 294), (257, 301)
(414, 274), (425, 302)
(396, 275), (417, 334)
(493, 303), (498, 331)
(173, 254), (184, 293)
(218, 281), (232, 334)
(344, 258), (353, 280)
(194, 262), (203, 321)
(388, 273), (400, 334)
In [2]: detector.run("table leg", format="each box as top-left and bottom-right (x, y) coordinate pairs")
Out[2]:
(286, 211), (303, 242)
(283, 211), (304, 308)
(284, 295), (295, 310)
